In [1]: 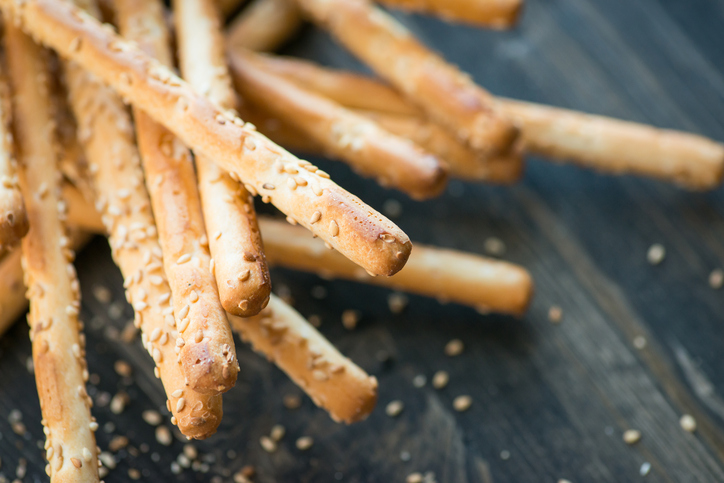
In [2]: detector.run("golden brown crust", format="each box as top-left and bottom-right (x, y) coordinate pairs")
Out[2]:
(0, 59), (28, 250)
(379, 0), (523, 28)
(229, 50), (449, 199)
(226, 0), (302, 52)
(229, 295), (378, 423)
(241, 53), (724, 190)
(294, 0), (519, 156)
(114, 0), (240, 396)
(0, 0), (411, 276)
(496, 98), (724, 190)
(5, 23), (99, 482)
(61, 190), (533, 316)
(59, 0), (225, 435)
(217, 0), (248, 18)
(172, 0), (271, 316)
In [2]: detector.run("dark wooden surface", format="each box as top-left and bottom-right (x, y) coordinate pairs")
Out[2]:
(2, 0), (724, 481)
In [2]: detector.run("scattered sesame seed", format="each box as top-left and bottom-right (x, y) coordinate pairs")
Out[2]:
(453, 395), (473, 412)
(444, 339), (464, 357)
(259, 436), (277, 453)
(142, 410), (163, 426)
(92, 285), (112, 304)
(557, 480), (572, 483)
(114, 360), (132, 377)
(412, 374), (427, 388)
(484, 237), (506, 257)
(500, 450), (510, 460)
(128, 468), (141, 480)
(548, 306), (563, 324)
(647, 244), (665, 265)
(99, 452), (116, 469)
(400, 451), (411, 462)
(633, 336), (647, 350)
(342, 310), (361, 330)
(308, 315), (322, 327)
(388, 293), (409, 314)
(407, 473), (423, 483)
(183, 444), (198, 460)
(296, 436), (314, 451)
(623, 429), (641, 445)
(110, 392), (129, 414)
(709, 269), (724, 289)
(108, 435), (129, 452)
(432, 371), (449, 389)
(680, 414), (697, 433)
(386, 400), (404, 417)
(156, 426), (173, 446)
(270, 425), (285, 442)
(283, 394), (302, 409)
(640, 462), (651, 476)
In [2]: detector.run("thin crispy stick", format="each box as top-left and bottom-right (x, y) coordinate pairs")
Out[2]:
(61, 0), (226, 435)
(293, 0), (519, 156)
(166, 0), (272, 317)
(0, 245), (378, 423)
(4, 23), (99, 482)
(230, 294), (378, 423)
(62, 188), (534, 315)
(111, 2), (244, 400)
(243, 54), (724, 190)
(226, 0), (302, 53)
(229, 49), (449, 199)
(0, 0), (412, 277)
(0, 59), (28, 250)
(378, 0), (523, 29)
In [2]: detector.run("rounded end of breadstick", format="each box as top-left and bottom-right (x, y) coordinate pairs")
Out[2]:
(327, 375), (379, 425)
(405, 154), (450, 200)
(512, 269), (535, 317)
(469, 114), (520, 156)
(0, 189), (29, 247)
(176, 393), (223, 440)
(219, 262), (273, 317)
(181, 342), (239, 394)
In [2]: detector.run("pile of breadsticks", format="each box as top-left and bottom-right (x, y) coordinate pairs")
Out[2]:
(0, 0), (721, 480)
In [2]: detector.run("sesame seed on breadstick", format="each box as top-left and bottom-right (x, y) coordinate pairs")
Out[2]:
(0, 62), (28, 251)
(4, 23), (99, 482)
(112, 0), (244, 397)
(239, 54), (724, 191)
(168, 0), (272, 317)
(378, 0), (523, 29)
(228, 49), (449, 199)
(229, 294), (378, 424)
(60, 0), (226, 434)
(293, 0), (519, 156)
(226, 0), (302, 53)
(0, 0), (411, 277)
(61, 186), (533, 316)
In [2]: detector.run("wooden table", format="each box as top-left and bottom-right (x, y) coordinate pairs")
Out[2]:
(2, 0), (724, 481)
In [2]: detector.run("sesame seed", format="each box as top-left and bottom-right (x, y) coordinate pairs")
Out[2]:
(143, 409), (163, 426)
(287, 178), (297, 189)
(453, 395), (472, 412)
(640, 462), (651, 476)
(709, 269), (724, 289)
(283, 394), (302, 409)
(444, 339), (464, 357)
(270, 424), (285, 442)
(82, 447), (93, 462)
(89, 422), (99, 431)
(189, 290), (199, 303)
(156, 426), (173, 446)
(194, 330), (203, 343)
(176, 398), (186, 412)
(633, 336), (647, 350)
(432, 371), (449, 389)
(407, 473), (423, 483)
(623, 429), (641, 445)
(386, 400), (404, 417)
(310, 211), (322, 224)
(150, 328), (161, 342)
(316, 170), (330, 179)
(388, 293), (409, 314)
(647, 244), (665, 265)
(71, 457), (82, 468)
(484, 237), (506, 257)
(296, 436), (314, 451)
(680, 414), (697, 433)
(330, 220), (339, 237)
(342, 309), (361, 330)
(177, 254), (192, 264)
(412, 374), (427, 388)
(548, 306), (563, 324)
(259, 436), (277, 453)
(178, 304), (190, 319)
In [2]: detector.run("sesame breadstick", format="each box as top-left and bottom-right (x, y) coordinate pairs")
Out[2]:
(0, 0), (411, 277)
(0, 61), (28, 250)
(61, 0), (227, 433)
(166, 0), (272, 316)
(229, 294), (378, 423)
(293, 0), (519, 156)
(4, 23), (99, 482)
(378, 0), (523, 29)
(226, 0), (303, 53)
(112, 3), (244, 399)
(229, 49), (449, 199)
(61, 190), (533, 316)
(243, 54), (724, 190)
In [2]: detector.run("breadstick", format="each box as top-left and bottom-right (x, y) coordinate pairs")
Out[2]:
(61, 191), (533, 316)
(0, 0), (412, 277)
(230, 294), (378, 423)
(294, 0), (519, 156)
(111, 3), (243, 399)
(0, 61), (28, 250)
(61, 0), (226, 433)
(226, 0), (302, 53)
(167, 0), (272, 317)
(217, 0), (247, 18)
(229, 50), (449, 199)
(243, 54), (724, 190)
(378, 0), (523, 29)
(4, 23), (99, 482)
